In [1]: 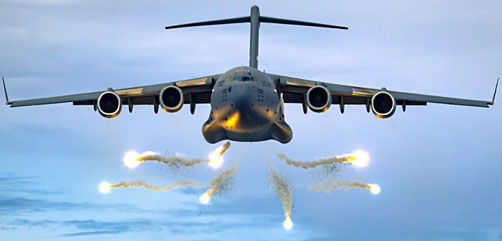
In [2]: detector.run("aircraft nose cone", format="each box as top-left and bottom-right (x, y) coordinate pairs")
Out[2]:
(231, 84), (253, 110)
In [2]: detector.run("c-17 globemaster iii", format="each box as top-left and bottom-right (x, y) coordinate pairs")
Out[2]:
(2, 5), (498, 144)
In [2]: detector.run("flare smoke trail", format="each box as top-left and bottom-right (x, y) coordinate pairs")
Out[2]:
(268, 166), (293, 218)
(216, 141), (231, 157)
(110, 179), (200, 192)
(199, 162), (239, 204)
(136, 141), (231, 167)
(209, 162), (238, 192)
(211, 163), (238, 192)
(276, 152), (352, 169)
(138, 153), (207, 167)
(308, 179), (380, 194)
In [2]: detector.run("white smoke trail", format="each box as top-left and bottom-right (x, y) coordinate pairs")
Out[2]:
(209, 162), (238, 192)
(109, 179), (200, 192)
(308, 179), (380, 195)
(137, 153), (207, 167)
(268, 166), (293, 217)
(199, 162), (239, 204)
(133, 141), (231, 167)
(216, 141), (231, 157)
(276, 152), (352, 169)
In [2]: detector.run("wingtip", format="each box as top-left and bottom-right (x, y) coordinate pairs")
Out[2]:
(490, 77), (498, 105)
(2, 76), (10, 105)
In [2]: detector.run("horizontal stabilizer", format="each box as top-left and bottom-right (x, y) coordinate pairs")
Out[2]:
(260, 16), (348, 30)
(164, 5), (349, 69)
(165, 16), (250, 29)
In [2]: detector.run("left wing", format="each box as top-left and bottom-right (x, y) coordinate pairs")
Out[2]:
(3, 74), (221, 114)
(268, 73), (497, 114)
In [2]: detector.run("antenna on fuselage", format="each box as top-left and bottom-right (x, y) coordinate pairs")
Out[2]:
(164, 5), (348, 69)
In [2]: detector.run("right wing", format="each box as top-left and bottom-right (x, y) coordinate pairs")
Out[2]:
(267, 73), (497, 113)
(4, 74), (221, 113)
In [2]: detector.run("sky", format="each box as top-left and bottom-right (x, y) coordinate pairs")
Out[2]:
(0, 0), (501, 240)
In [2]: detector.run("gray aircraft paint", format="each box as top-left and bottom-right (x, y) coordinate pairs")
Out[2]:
(249, 6), (260, 69)
(202, 66), (292, 143)
(2, 5), (497, 144)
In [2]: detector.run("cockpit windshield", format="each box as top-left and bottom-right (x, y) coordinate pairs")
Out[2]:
(232, 76), (253, 82)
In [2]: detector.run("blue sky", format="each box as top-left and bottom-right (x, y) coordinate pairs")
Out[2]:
(1, 0), (501, 240)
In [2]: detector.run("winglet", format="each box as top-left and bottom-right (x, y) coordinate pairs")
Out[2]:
(490, 77), (499, 105)
(2, 77), (11, 105)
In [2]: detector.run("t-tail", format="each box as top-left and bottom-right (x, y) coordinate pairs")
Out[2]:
(164, 5), (348, 69)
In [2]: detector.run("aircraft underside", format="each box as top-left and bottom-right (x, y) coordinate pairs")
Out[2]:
(201, 119), (292, 143)
(202, 101), (293, 144)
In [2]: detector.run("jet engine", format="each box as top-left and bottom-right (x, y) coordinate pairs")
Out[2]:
(97, 91), (122, 118)
(306, 85), (331, 113)
(160, 85), (184, 112)
(371, 91), (396, 118)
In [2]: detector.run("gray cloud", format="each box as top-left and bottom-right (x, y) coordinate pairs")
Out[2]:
(0, 172), (64, 195)
(0, 197), (145, 215)
(4, 215), (282, 238)
(0, 172), (292, 238)
(61, 230), (120, 237)
(0, 173), (145, 215)
(0, 172), (37, 185)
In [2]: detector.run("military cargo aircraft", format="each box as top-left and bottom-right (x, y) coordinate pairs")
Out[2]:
(3, 5), (498, 143)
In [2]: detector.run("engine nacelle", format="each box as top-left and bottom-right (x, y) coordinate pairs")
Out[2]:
(371, 91), (396, 119)
(306, 85), (331, 113)
(160, 85), (184, 112)
(97, 91), (122, 118)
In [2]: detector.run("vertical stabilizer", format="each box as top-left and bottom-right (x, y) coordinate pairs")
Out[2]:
(249, 5), (260, 69)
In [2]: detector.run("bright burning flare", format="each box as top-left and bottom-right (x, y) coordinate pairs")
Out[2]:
(348, 150), (370, 168)
(369, 184), (381, 195)
(123, 151), (141, 169)
(99, 181), (111, 194)
(199, 190), (214, 204)
(207, 142), (231, 168)
(283, 214), (293, 230)
(208, 151), (224, 168)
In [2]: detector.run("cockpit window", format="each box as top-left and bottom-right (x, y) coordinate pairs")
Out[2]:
(233, 76), (252, 82)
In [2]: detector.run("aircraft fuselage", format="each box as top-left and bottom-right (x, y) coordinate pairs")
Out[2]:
(202, 66), (293, 143)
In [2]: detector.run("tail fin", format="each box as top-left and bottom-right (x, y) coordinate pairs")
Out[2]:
(164, 5), (348, 69)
